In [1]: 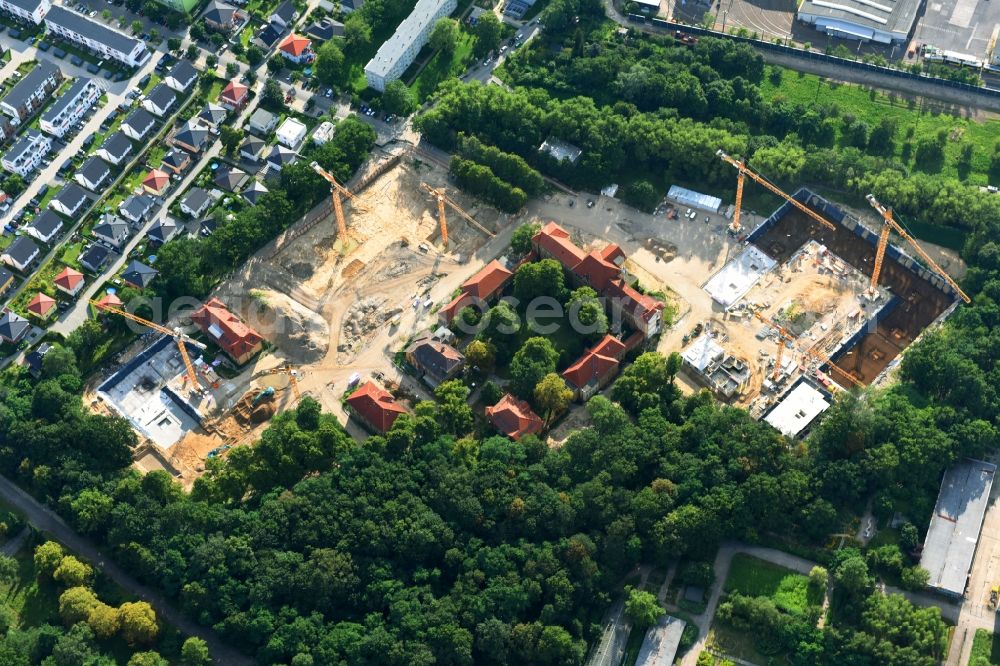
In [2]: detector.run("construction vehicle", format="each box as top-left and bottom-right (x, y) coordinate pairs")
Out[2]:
(753, 311), (864, 388)
(253, 386), (276, 406)
(420, 183), (496, 246)
(90, 299), (205, 389)
(261, 364), (301, 405)
(311, 161), (362, 250)
(717, 149), (836, 234)
(864, 194), (970, 304)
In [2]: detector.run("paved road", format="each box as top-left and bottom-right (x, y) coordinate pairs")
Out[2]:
(0, 472), (251, 664)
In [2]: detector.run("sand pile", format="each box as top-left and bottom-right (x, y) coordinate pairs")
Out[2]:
(242, 289), (330, 364)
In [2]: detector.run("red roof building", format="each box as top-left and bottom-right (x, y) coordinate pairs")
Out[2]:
(562, 335), (627, 400)
(278, 34), (314, 63)
(346, 381), (408, 434)
(573, 249), (621, 293)
(142, 169), (170, 196)
(54, 267), (84, 296)
(486, 394), (544, 441)
(190, 297), (263, 365)
(219, 80), (249, 111)
(532, 222), (585, 271)
(605, 278), (664, 336)
(95, 292), (123, 309)
(27, 292), (56, 319)
(439, 260), (514, 325)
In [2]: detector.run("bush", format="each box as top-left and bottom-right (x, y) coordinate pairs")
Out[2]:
(450, 156), (527, 213)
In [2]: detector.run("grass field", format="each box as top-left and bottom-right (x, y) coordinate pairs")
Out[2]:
(762, 68), (1000, 186)
(724, 554), (821, 616)
(971, 629), (1000, 665)
(707, 622), (786, 665)
(409, 32), (476, 102)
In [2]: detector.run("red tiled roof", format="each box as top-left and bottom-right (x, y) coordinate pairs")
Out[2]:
(279, 34), (311, 56)
(54, 267), (84, 291)
(190, 297), (263, 361)
(606, 278), (664, 321)
(462, 260), (513, 300)
(573, 250), (620, 292)
(346, 381), (407, 433)
(562, 335), (626, 390)
(27, 292), (55, 317)
(220, 80), (248, 105)
(601, 244), (625, 264)
(438, 292), (473, 324)
(486, 394), (544, 440)
(532, 222), (585, 270)
(142, 169), (169, 191)
(96, 293), (123, 308)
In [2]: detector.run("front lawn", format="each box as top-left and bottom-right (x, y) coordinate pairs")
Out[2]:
(408, 31), (476, 102)
(724, 554), (821, 615)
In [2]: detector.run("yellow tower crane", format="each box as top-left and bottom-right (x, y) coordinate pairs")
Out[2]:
(90, 300), (205, 388)
(864, 194), (970, 303)
(717, 149), (836, 234)
(311, 161), (358, 249)
(420, 183), (496, 246)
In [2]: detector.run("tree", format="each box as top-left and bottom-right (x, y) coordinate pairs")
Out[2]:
(50, 623), (99, 666)
(315, 40), (347, 87)
(621, 180), (660, 212)
(3, 173), (25, 196)
(900, 522), (920, 551)
(245, 45), (264, 66)
(119, 602), (159, 645)
(87, 602), (121, 639)
(473, 12), (502, 58)
(343, 13), (371, 52)
(101, 8), (112, 20)
(465, 340), (495, 374)
(566, 286), (608, 342)
(477, 301), (521, 362)
(510, 222), (540, 255)
(534, 372), (572, 423)
(54, 556), (93, 587)
(0, 554), (16, 584)
(41, 344), (77, 380)
(429, 18), (459, 56)
(226, 61), (239, 78)
(514, 259), (567, 303)
(149, 28), (159, 42)
(127, 652), (168, 666)
(901, 566), (930, 591)
(835, 556), (870, 595)
(262, 79), (284, 108)
(382, 80), (417, 117)
(181, 637), (211, 666)
(131, 19), (142, 34)
(186, 44), (199, 60)
(624, 586), (664, 630)
(435, 380), (473, 436)
(220, 126), (243, 155)
(206, 54), (218, 70)
(34, 541), (64, 578)
(809, 566), (828, 592)
(59, 586), (99, 624)
(167, 37), (181, 52)
(509, 337), (559, 399)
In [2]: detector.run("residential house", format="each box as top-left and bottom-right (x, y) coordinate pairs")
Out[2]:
(197, 102), (228, 127)
(214, 166), (248, 192)
(276, 117), (307, 148)
(142, 84), (177, 117)
(278, 34), (314, 64)
(141, 169), (170, 196)
(363, 0), (457, 91)
(78, 244), (110, 273)
(147, 218), (179, 245)
(160, 147), (191, 174)
(44, 7), (149, 66)
(121, 108), (156, 141)
(203, 0), (240, 31)
(0, 0), (50, 24)
(239, 135), (265, 161)
(24, 342), (52, 378)
(0, 311), (30, 344)
(0, 117), (15, 144)
(92, 215), (131, 250)
(248, 108), (277, 135)
(25, 209), (64, 244)
(74, 156), (113, 192)
(94, 292), (122, 309)
(118, 194), (154, 225)
(405, 335), (465, 386)
(312, 121), (334, 145)
(96, 131), (134, 166)
(2, 130), (52, 177)
(486, 394), (544, 441)
(122, 259), (157, 289)
(1, 236), (40, 272)
(561, 335), (627, 401)
(255, 22), (282, 49)
(180, 187), (212, 217)
(219, 80), (249, 112)
(242, 180), (268, 205)
(268, 0), (297, 28)
(26, 292), (55, 320)
(0, 61), (62, 123)
(345, 381), (407, 434)
(171, 120), (210, 153)
(190, 297), (264, 364)
(50, 183), (90, 217)
(40, 77), (102, 138)
(305, 17), (344, 41)
(54, 266), (85, 296)
(0, 268), (14, 296)
(265, 145), (297, 172)
(605, 279), (663, 337)
(339, 0), (364, 12)
(439, 259), (513, 324)
(164, 60), (198, 93)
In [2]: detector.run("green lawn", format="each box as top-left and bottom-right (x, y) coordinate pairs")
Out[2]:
(409, 31), (476, 102)
(763, 68), (1000, 186)
(971, 629), (1000, 665)
(708, 622), (787, 665)
(724, 554), (820, 616)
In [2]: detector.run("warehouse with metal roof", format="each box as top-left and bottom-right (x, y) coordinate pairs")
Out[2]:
(796, 0), (920, 44)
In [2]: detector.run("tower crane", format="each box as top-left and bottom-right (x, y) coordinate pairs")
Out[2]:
(311, 162), (361, 249)
(753, 311), (864, 388)
(864, 194), (970, 303)
(420, 183), (496, 246)
(717, 149), (836, 234)
(90, 300), (205, 388)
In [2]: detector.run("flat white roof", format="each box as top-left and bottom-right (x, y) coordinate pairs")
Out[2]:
(703, 245), (776, 308)
(681, 334), (724, 373)
(764, 382), (830, 437)
(668, 184), (722, 213)
(365, 0), (456, 78)
(276, 117), (307, 142)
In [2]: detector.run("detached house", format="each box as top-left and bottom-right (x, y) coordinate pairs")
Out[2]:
(439, 259), (513, 324)
(345, 381), (407, 434)
(0, 61), (62, 123)
(219, 80), (249, 111)
(141, 169), (170, 196)
(266, 145), (298, 172)
(405, 336), (465, 386)
(118, 194), (154, 224)
(0, 312), (30, 344)
(197, 102), (228, 127)
(121, 108), (156, 142)
(75, 156), (113, 192)
(214, 166), (248, 192)
(203, 0), (240, 31)
(122, 260), (157, 289)
(147, 218), (179, 245)
(239, 135), (265, 161)
(268, 0), (297, 28)
(171, 120), (210, 153)
(486, 394), (544, 441)
(96, 132), (134, 166)
(92, 215), (131, 250)
(190, 297), (264, 364)
(0, 268), (13, 296)
(242, 180), (268, 205)
(248, 108), (277, 135)
(1, 236), (40, 272)
(164, 60), (198, 94)
(40, 77), (102, 138)
(78, 244), (110, 273)
(54, 266), (85, 296)
(278, 34), (314, 64)
(142, 84), (177, 117)
(25, 210), (64, 244)
(50, 183), (90, 217)
(26, 292), (56, 320)
(180, 187), (212, 218)
(160, 147), (191, 175)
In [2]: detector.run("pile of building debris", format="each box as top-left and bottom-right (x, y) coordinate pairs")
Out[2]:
(341, 296), (403, 348)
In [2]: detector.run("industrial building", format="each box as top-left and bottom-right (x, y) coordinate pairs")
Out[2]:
(920, 459), (996, 597)
(796, 0), (919, 43)
(364, 0), (457, 91)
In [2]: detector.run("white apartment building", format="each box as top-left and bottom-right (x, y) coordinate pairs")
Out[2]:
(40, 77), (103, 138)
(2, 130), (52, 177)
(0, 0), (50, 24)
(44, 7), (149, 67)
(0, 61), (62, 123)
(364, 0), (457, 91)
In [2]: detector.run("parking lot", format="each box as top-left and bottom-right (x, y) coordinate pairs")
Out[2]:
(914, 0), (1000, 60)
